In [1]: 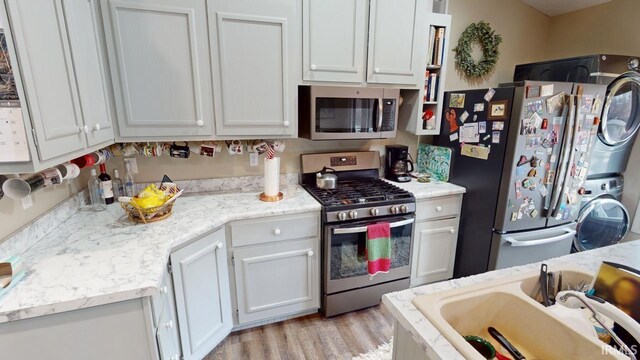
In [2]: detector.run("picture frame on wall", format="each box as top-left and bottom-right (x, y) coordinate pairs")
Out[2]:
(488, 100), (509, 120)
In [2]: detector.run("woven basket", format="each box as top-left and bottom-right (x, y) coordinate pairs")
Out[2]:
(121, 201), (174, 224)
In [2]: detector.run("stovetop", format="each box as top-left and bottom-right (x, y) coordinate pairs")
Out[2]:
(303, 179), (414, 207)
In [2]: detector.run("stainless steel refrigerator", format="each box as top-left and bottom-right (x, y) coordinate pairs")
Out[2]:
(434, 81), (607, 277)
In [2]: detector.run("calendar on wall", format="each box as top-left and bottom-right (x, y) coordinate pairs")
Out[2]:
(0, 101), (29, 162)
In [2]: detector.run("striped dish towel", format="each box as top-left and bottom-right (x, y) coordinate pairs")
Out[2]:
(366, 222), (391, 276)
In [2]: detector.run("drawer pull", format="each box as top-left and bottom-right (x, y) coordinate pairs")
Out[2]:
(196, 120), (204, 127)
(164, 320), (174, 329)
(307, 250), (314, 257)
(283, 121), (290, 127)
(160, 285), (167, 295)
(449, 229), (455, 234)
(170, 355), (180, 360)
(310, 64), (317, 70)
(274, 228), (281, 235)
(436, 206), (443, 212)
(216, 242), (223, 250)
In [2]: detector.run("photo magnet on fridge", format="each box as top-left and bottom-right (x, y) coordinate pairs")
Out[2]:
(449, 132), (459, 142)
(461, 144), (490, 160)
(474, 103), (485, 112)
(461, 123), (480, 143)
(479, 121), (487, 133)
(545, 92), (565, 114)
(525, 100), (544, 118)
(539, 186), (548, 197)
(540, 84), (554, 97)
(484, 88), (495, 102)
(526, 85), (540, 98)
(460, 111), (469, 123)
(449, 93), (466, 108)
(580, 95), (594, 113)
(445, 109), (459, 133)
(488, 100), (509, 120)
(492, 131), (500, 144)
(492, 122), (504, 131)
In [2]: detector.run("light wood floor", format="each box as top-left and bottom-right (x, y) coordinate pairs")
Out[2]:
(205, 305), (394, 360)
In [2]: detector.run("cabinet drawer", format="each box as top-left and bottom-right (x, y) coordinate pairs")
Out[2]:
(156, 286), (180, 360)
(230, 213), (320, 247)
(150, 272), (171, 328)
(416, 195), (461, 221)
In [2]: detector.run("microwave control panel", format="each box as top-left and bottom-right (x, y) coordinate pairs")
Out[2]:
(381, 99), (396, 131)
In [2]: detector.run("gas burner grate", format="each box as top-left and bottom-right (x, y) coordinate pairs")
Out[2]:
(303, 179), (413, 207)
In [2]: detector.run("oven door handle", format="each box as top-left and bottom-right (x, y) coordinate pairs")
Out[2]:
(333, 218), (414, 235)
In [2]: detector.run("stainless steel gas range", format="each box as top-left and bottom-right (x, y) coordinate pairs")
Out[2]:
(300, 151), (416, 317)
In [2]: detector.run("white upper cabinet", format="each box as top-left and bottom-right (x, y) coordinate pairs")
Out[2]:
(6, 0), (86, 161)
(302, 0), (368, 83)
(102, 0), (214, 138)
(367, 0), (426, 85)
(208, 0), (299, 137)
(62, 0), (114, 147)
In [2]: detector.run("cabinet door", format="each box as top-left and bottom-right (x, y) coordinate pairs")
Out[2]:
(411, 218), (458, 287)
(366, 0), (426, 86)
(63, 0), (114, 147)
(103, 0), (214, 137)
(234, 237), (319, 324)
(170, 229), (232, 360)
(302, 0), (367, 83)
(6, 0), (86, 161)
(208, 0), (299, 137)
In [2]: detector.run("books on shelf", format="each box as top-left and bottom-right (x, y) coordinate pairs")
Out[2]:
(423, 70), (439, 103)
(427, 26), (446, 66)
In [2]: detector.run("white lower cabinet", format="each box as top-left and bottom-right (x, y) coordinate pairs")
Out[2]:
(170, 228), (232, 360)
(233, 237), (320, 324)
(410, 195), (462, 287)
(156, 285), (181, 360)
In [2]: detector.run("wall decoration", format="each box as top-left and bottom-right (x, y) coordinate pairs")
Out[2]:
(453, 21), (502, 78)
(417, 144), (452, 182)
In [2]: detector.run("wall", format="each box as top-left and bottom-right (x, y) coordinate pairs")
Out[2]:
(0, 172), (88, 241)
(443, 0), (551, 91)
(546, 0), (640, 238)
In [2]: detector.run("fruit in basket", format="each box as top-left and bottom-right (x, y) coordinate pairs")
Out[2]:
(131, 184), (169, 209)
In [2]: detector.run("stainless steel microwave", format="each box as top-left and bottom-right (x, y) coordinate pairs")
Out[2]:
(298, 86), (399, 140)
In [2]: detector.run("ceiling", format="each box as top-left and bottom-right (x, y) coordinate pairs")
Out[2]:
(521, 0), (613, 16)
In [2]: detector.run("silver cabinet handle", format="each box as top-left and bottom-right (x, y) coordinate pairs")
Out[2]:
(333, 218), (414, 235)
(504, 229), (576, 247)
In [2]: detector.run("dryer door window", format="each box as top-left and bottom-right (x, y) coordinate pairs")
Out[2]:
(600, 74), (640, 146)
(575, 198), (629, 251)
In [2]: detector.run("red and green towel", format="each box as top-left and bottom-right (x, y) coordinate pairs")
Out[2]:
(366, 222), (391, 276)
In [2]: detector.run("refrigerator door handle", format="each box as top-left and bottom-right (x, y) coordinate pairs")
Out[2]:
(546, 98), (572, 218)
(504, 229), (577, 247)
(552, 95), (581, 218)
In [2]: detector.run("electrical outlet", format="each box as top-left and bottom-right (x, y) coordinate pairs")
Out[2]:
(249, 152), (259, 167)
(124, 157), (138, 174)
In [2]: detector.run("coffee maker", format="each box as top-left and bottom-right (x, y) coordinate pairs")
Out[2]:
(385, 145), (414, 182)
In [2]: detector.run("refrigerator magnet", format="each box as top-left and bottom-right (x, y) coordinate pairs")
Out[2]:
(483, 134), (491, 141)
(449, 132), (459, 142)
(488, 100), (509, 120)
(544, 170), (555, 184)
(517, 155), (530, 166)
(510, 212), (518, 221)
(549, 154), (557, 163)
(526, 85), (541, 98)
(460, 110), (469, 123)
(479, 121), (487, 133)
(520, 118), (537, 135)
(474, 103), (485, 112)
(527, 169), (537, 177)
(530, 156), (540, 167)
(473, 114), (478, 121)
(461, 123), (480, 143)
(461, 144), (489, 160)
(484, 88), (495, 102)
(580, 95), (594, 113)
(541, 118), (549, 130)
(449, 93), (466, 108)
(546, 93), (565, 114)
(530, 209), (539, 218)
(540, 84), (554, 97)
(492, 122), (504, 131)
(522, 178), (536, 190)
(525, 100), (544, 119)
(492, 131), (500, 144)
(445, 109), (459, 133)
(508, 199), (514, 208)
(592, 95), (602, 113)
(526, 135), (542, 149)
(539, 186), (548, 197)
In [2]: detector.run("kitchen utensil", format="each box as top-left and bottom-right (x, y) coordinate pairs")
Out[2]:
(488, 327), (526, 360)
(316, 166), (337, 189)
(539, 263), (551, 306)
(463, 335), (495, 359)
(169, 142), (190, 158)
(547, 272), (556, 305)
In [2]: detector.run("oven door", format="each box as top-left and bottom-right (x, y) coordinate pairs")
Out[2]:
(310, 86), (398, 140)
(323, 214), (414, 295)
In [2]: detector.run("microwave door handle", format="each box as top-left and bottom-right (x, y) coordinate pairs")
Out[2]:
(377, 97), (383, 132)
(333, 218), (414, 235)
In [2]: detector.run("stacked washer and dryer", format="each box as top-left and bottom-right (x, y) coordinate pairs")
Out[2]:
(515, 55), (640, 251)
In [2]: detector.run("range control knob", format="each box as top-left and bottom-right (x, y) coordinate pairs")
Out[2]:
(349, 210), (358, 219)
(337, 212), (347, 221)
(390, 206), (399, 214)
(400, 205), (409, 213)
(370, 208), (379, 216)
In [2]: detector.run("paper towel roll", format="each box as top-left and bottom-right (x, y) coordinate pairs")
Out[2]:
(264, 157), (280, 196)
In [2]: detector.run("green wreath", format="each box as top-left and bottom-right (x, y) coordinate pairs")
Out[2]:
(453, 21), (502, 78)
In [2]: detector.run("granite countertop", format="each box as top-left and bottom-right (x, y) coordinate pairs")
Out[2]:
(0, 177), (467, 324)
(0, 186), (320, 323)
(387, 179), (466, 199)
(382, 240), (640, 360)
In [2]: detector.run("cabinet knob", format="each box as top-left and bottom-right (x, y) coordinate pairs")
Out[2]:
(170, 355), (180, 360)
(374, 67), (380, 73)
(93, 123), (101, 131)
(283, 121), (290, 127)
(216, 242), (223, 249)
(80, 125), (89, 133)
(307, 250), (313, 257)
(436, 206), (443, 212)
(274, 228), (281, 235)
(310, 64), (317, 70)
(160, 285), (168, 294)
(165, 320), (174, 329)
(449, 229), (455, 234)
(196, 120), (204, 127)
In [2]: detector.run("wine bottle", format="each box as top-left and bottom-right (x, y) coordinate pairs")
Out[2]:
(99, 164), (114, 205)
